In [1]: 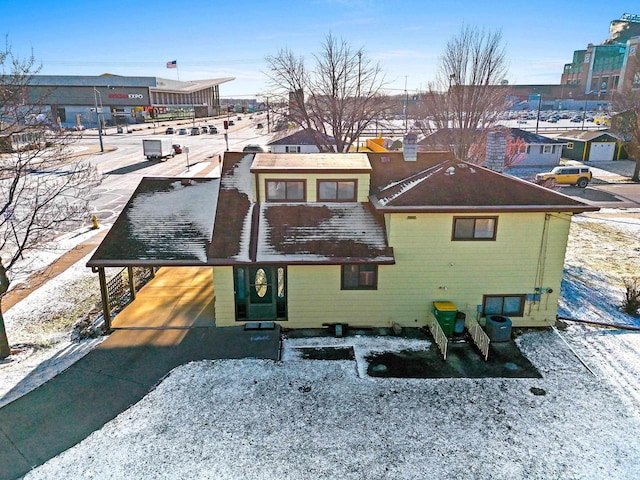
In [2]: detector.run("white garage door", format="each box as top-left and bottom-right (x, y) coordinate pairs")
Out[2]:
(589, 142), (615, 161)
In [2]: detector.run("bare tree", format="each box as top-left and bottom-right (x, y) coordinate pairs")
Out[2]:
(265, 34), (391, 152)
(611, 55), (640, 182)
(417, 25), (509, 161)
(0, 41), (102, 359)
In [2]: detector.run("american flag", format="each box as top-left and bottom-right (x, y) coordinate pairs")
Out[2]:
(166, 60), (177, 69)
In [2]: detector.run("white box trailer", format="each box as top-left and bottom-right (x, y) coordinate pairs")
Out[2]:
(143, 138), (175, 161)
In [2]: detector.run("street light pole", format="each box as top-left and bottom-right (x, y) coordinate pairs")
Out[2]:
(93, 87), (104, 152)
(535, 93), (542, 134)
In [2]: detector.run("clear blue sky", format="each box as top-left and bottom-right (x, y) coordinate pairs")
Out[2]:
(1, 0), (636, 98)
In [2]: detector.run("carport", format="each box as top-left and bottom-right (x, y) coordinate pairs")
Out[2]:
(109, 267), (215, 329)
(86, 177), (220, 330)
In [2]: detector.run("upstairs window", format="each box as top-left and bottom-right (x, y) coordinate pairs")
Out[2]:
(452, 217), (497, 241)
(317, 180), (357, 201)
(285, 146), (301, 153)
(266, 180), (305, 202)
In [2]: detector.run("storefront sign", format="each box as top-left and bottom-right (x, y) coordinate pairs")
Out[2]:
(107, 93), (144, 99)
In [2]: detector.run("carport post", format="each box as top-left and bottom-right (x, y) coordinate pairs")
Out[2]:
(127, 266), (136, 301)
(94, 266), (112, 331)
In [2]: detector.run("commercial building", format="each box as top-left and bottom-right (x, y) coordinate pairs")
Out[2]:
(561, 13), (640, 96)
(23, 74), (234, 129)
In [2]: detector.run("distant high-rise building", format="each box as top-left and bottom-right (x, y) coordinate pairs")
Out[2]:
(561, 13), (640, 96)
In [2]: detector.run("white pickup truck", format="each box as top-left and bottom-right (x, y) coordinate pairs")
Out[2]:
(142, 138), (175, 161)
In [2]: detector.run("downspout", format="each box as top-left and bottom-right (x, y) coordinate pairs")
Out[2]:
(531, 213), (551, 314)
(581, 141), (588, 162)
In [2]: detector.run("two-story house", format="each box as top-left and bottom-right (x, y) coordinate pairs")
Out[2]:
(87, 151), (598, 331)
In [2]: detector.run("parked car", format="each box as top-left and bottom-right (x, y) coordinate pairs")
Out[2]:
(209, 126), (218, 134)
(535, 166), (592, 188)
(570, 115), (583, 123)
(172, 144), (183, 154)
(256, 123), (264, 129)
(165, 127), (175, 135)
(243, 144), (265, 152)
(178, 128), (188, 135)
(237, 116), (242, 121)
(546, 116), (559, 123)
(228, 120), (235, 126)
(201, 126), (208, 133)
(190, 127), (201, 135)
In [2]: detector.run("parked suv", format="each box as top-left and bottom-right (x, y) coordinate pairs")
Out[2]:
(535, 166), (592, 188)
(190, 127), (201, 135)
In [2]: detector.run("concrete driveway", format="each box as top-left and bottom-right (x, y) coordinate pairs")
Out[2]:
(0, 266), (280, 480)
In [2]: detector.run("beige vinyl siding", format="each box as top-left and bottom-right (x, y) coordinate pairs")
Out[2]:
(213, 212), (573, 329)
(381, 211), (572, 327)
(255, 172), (370, 202)
(212, 266), (236, 326)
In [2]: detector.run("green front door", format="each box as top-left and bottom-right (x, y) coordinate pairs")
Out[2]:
(234, 266), (286, 321)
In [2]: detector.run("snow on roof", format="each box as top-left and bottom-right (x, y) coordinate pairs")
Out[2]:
(376, 163), (446, 206)
(224, 153), (255, 197)
(257, 202), (393, 263)
(87, 178), (219, 266)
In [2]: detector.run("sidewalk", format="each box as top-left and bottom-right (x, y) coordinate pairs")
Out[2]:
(3, 228), (108, 312)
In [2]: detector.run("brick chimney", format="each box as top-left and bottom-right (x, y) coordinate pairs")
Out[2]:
(484, 131), (507, 172)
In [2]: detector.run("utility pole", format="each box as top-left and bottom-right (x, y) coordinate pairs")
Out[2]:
(356, 51), (362, 152)
(266, 96), (270, 134)
(535, 93), (542, 135)
(93, 87), (104, 153)
(404, 75), (408, 133)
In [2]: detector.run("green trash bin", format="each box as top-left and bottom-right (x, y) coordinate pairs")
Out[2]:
(432, 301), (458, 337)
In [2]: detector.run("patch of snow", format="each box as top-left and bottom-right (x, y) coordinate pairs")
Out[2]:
(24, 345), (640, 479)
(128, 180), (216, 262)
(6, 202), (640, 480)
(378, 165), (443, 206)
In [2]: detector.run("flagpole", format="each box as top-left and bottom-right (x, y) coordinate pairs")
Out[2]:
(176, 63), (180, 82)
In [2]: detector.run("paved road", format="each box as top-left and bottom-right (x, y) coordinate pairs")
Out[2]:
(79, 115), (271, 223)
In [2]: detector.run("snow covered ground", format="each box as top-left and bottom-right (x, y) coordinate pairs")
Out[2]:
(2, 208), (640, 479)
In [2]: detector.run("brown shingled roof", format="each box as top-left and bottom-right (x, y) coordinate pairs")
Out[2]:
(257, 202), (394, 264)
(369, 158), (599, 213)
(87, 177), (219, 267)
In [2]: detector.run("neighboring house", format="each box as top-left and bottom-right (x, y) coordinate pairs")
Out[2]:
(505, 128), (567, 167)
(266, 129), (335, 153)
(556, 130), (626, 162)
(418, 128), (566, 167)
(87, 151), (598, 332)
